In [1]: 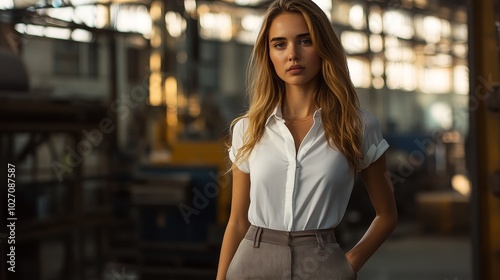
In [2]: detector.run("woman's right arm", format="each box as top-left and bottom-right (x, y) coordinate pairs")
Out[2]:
(216, 167), (251, 280)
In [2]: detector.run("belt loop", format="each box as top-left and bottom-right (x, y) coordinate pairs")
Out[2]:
(315, 233), (325, 250)
(253, 227), (263, 248)
(330, 230), (337, 244)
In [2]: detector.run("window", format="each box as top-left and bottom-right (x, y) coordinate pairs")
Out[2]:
(53, 40), (79, 76)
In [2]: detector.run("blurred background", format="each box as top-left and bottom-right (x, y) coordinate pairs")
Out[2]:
(0, 0), (499, 279)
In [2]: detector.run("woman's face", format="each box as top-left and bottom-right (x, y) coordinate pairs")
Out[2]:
(268, 12), (322, 88)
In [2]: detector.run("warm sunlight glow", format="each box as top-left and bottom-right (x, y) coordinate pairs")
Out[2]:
(150, 51), (161, 72)
(0, 0), (13, 9)
(383, 11), (413, 39)
(349, 5), (366, 30)
(341, 31), (368, 54)
(452, 174), (471, 197)
(165, 76), (178, 126)
(71, 29), (93, 42)
(347, 57), (371, 88)
(420, 67), (452, 94)
(454, 65), (469, 95)
(149, 72), (163, 106)
(369, 34), (383, 53)
(369, 11), (383, 34)
(386, 62), (417, 91)
(199, 12), (232, 41)
(165, 11), (186, 38)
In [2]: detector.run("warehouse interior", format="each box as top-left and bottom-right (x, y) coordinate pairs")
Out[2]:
(0, 0), (499, 279)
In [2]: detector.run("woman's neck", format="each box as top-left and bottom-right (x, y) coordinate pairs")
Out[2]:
(282, 85), (317, 119)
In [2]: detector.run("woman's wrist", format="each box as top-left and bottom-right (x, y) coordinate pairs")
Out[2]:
(345, 251), (361, 273)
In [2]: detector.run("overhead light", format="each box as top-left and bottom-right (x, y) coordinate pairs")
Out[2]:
(383, 11), (413, 39)
(44, 26), (71, 40)
(71, 28), (93, 42)
(26, 24), (45, 37)
(349, 5), (365, 30)
(420, 67), (452, 94)
(165, 11), (186, 38)
(199, 12), (232, 41)
(368, 11), (383, 34)
(341, 31), (368, 54)
(184, 0), (196, 14)
(241, 14), (262, 32)
(452, 174), (471, 197)
(0, 0), (14, 10)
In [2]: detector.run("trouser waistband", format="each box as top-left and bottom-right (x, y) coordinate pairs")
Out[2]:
(245, 225), (337, 248)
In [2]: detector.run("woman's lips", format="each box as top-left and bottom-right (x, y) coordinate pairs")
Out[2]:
(287, 65), (305, 74)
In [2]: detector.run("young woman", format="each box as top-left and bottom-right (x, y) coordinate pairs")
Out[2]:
(217, 0), (397, 279)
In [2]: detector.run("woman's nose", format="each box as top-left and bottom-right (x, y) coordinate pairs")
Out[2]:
(288, 46), (299, 61)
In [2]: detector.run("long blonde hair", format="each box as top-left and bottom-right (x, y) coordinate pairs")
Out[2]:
(231, 0), (363, 170)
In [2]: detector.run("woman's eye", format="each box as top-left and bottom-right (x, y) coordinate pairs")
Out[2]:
(274, 42), (285, 48)
(300, 39), (312, 45)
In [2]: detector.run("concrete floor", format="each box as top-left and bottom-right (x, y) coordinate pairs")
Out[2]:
(356, 226), (472, 280)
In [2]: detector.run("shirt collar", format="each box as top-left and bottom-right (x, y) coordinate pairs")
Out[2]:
(265, 106), (282, 126)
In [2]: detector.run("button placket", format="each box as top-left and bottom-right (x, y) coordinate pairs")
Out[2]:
(277, 118), (297, 230)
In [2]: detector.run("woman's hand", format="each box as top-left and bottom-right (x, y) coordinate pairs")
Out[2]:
(345, 251), (360, 273)
(345, 154), (398, 272)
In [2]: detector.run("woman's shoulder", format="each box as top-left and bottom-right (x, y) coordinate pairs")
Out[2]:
(232, 116), (249, 133)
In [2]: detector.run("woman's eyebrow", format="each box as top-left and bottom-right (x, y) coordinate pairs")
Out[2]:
(269, 36), (285, 42)
(269, 33), (310, 42)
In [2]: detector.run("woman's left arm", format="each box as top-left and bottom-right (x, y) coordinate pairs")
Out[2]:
(346, 153), (398, 272)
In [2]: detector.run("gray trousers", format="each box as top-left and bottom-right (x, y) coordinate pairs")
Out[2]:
(226, 225), (357, 280)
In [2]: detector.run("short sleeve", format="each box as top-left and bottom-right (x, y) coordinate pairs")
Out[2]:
(228, 118), (250, 173)
(360, 109), (390, 169)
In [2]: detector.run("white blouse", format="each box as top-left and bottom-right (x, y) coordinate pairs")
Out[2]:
(229, 107), (389, 231)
